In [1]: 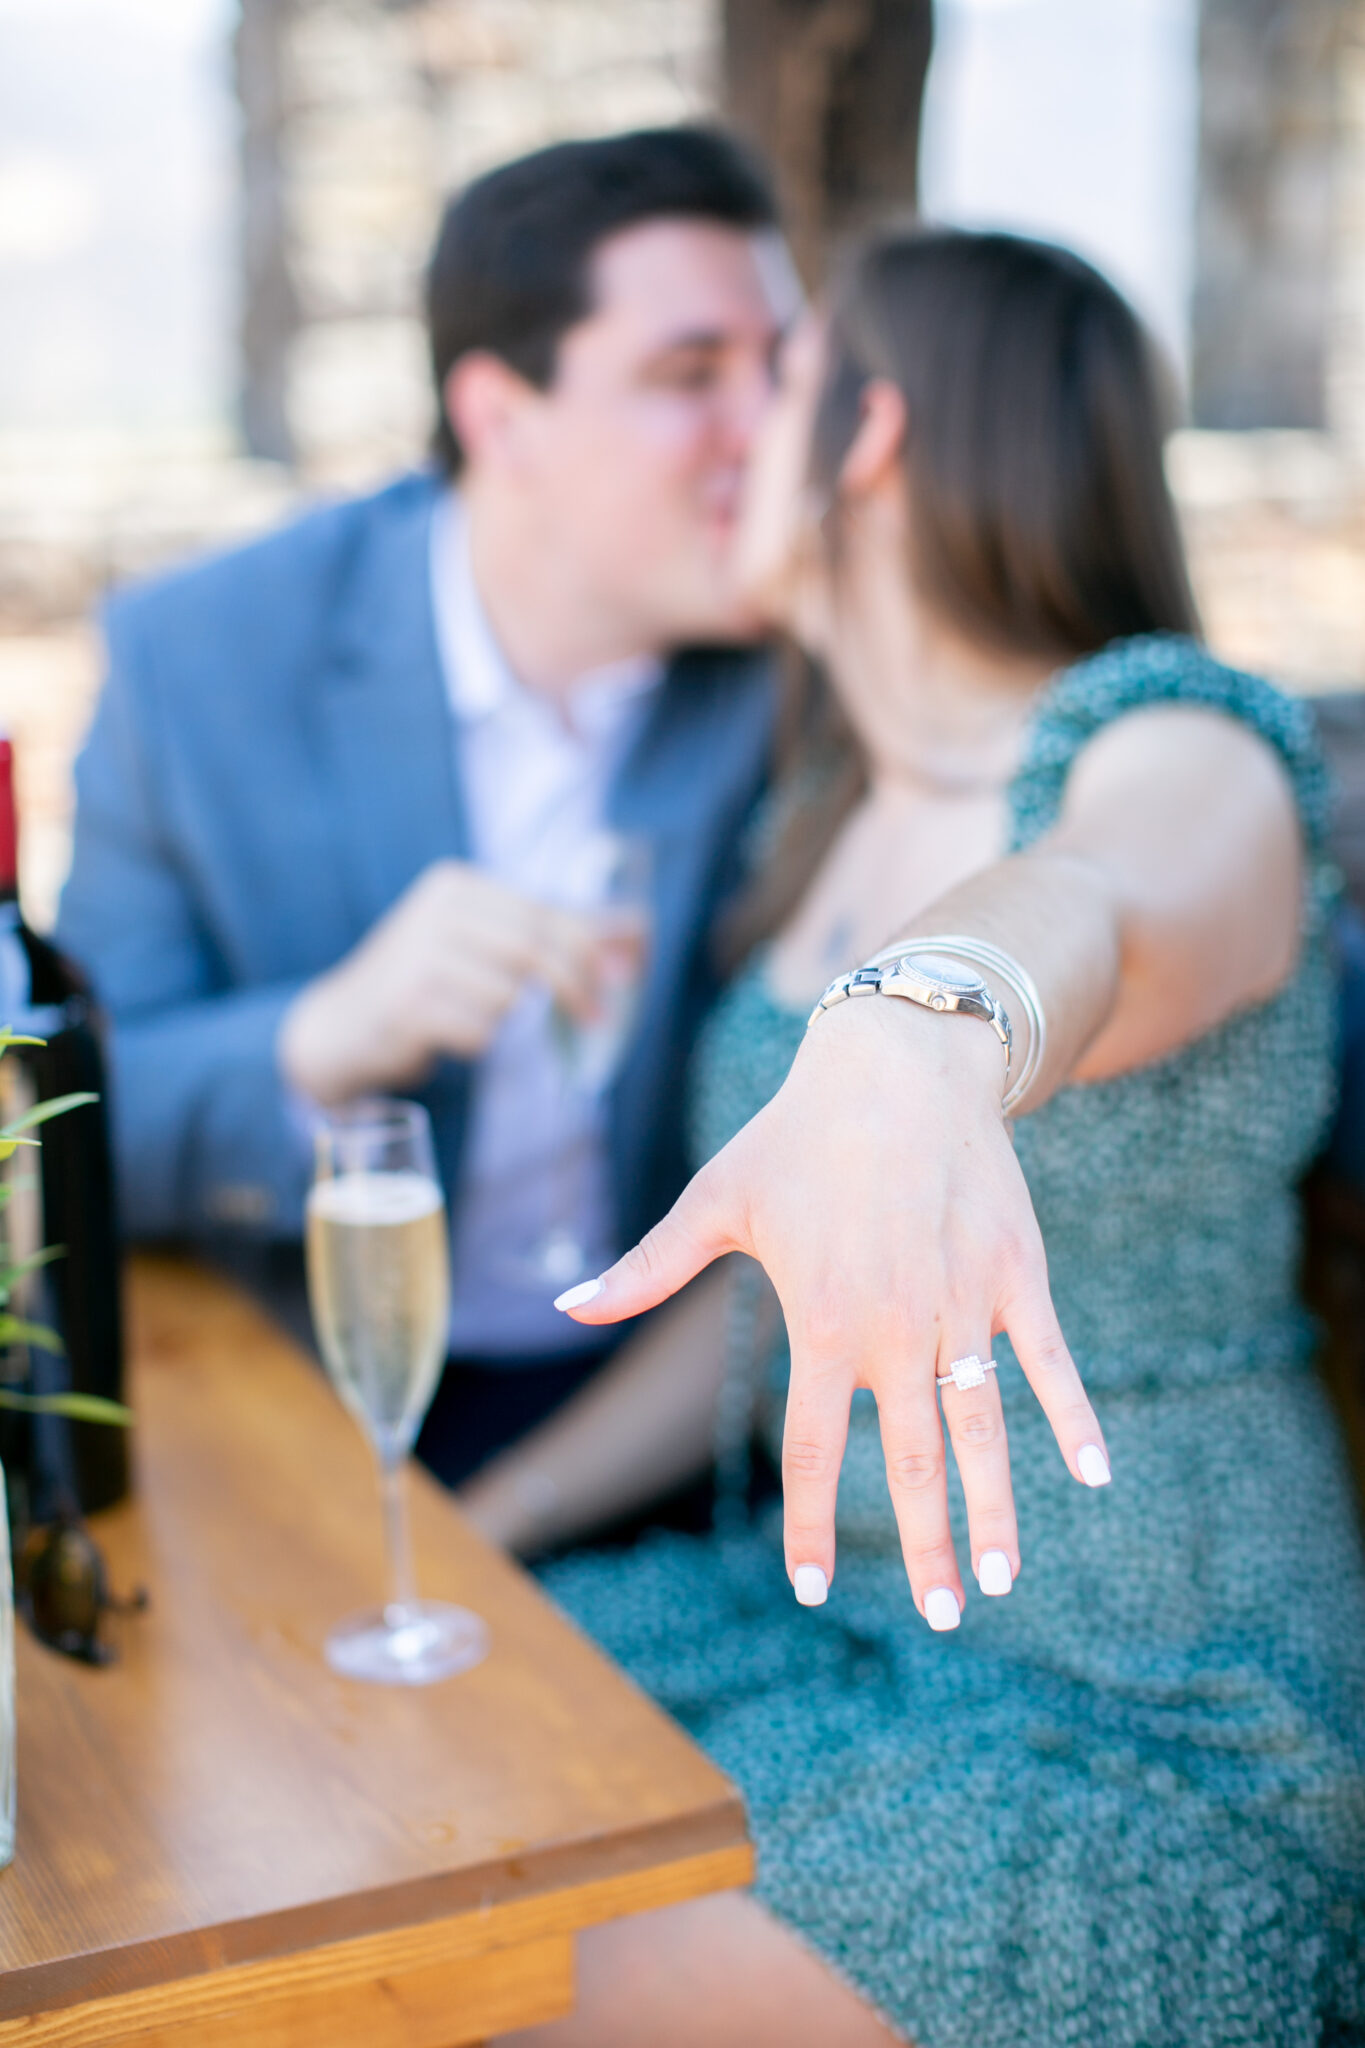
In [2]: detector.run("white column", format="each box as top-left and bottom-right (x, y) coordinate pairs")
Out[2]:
(920, 0), (1200, 384)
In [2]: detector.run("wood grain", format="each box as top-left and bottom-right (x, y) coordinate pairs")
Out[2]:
(0, 1256), (752, 2036)
(6, 1933), (574, 2048)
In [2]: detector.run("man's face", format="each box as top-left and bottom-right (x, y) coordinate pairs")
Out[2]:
(497, 219), (792, 650)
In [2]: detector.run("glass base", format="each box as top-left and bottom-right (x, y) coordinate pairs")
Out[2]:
(325, 1599), (489, 1686)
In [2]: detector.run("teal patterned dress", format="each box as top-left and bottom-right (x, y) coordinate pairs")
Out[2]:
(543, 636), (1365, 2047)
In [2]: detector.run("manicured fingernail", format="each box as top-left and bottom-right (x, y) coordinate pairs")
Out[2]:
(793, 1564), (828, 1607)
(553, 1277), (604, 1312)
(1077, 1443), (1111, 1488)
(924, 1587), (961, 1631)
(977, 1549), (1013, 1596)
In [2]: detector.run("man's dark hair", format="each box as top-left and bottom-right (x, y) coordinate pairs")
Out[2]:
(425, 125), (778, 474)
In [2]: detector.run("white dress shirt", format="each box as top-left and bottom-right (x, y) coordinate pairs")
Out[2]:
(429, 489), (662, 1357)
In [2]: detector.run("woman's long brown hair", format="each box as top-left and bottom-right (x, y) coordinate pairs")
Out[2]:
(717, 226), (1202, 974)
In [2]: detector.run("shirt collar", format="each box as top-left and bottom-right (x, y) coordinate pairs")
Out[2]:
(431, 487), (663, 732)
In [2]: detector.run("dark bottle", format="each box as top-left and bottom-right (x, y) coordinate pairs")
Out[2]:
(0, 737), (126, 1527)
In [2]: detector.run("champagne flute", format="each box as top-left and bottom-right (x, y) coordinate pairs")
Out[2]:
(306, 1099), (488, 1684)
(516, 833), (653, 1291)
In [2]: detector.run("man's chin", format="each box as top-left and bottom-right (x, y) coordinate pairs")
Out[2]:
(681, 541), (774, 646)
(720, 598), (771, 646)
(675, 593), (770, 648)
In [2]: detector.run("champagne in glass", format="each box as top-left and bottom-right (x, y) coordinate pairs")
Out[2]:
(307, 1171), (447, 1462)
(306, 1101), (487, 1685)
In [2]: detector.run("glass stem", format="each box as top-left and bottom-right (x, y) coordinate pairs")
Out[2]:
(379, 1456), (417, 1625)
(550, 1031), (578, 1239)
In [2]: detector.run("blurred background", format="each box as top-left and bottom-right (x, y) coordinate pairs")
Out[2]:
(2, 0), (1363, 929)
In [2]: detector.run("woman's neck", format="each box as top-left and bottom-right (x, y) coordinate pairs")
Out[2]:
(824, 546), (1056, 798)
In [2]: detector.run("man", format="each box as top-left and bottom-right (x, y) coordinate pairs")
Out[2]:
(57, 126), (790, 1485)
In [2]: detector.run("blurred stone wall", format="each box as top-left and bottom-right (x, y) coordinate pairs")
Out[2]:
(0, 0), (718, 926)
(1192, 0), (1346, 430)
(1171, 430), (1365, 686)
(238, 0), (718, 483)
(1331, 0), (1365, 461)
(1190, 0), (1365, 451)
(1176, 0), (1365, 708)
(3, 0), (1365, 933)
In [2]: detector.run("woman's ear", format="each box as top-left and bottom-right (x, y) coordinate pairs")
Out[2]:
(838, 378), (907, 500)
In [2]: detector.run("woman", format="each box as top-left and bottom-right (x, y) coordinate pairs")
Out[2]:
(473, 230), (1365, 2047)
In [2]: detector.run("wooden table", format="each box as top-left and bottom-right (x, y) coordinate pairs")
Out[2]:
(0, 1257), (752, 2046)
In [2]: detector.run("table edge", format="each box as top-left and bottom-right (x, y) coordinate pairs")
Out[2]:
(0, 1794), (750, 2017)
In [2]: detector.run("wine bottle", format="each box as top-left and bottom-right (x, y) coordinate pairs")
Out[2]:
(0, 738), (126, 1528)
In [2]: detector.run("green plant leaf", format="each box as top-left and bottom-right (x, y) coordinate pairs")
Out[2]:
(1, 1244), (65, 1282)
(0, 1388), (132, 1426)
(0, 1243), (66, 1307)
(0, 1313), (63, 1354)
(0, 1064), (130, 1425)
(0, 1032), (46, 1052)
(0, 1092), (98, 1140)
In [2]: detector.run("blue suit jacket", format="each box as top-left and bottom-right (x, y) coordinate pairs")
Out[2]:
(56, 471), (774, 1251)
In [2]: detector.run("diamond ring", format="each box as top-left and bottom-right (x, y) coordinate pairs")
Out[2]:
(935, 1354), (998, 1393)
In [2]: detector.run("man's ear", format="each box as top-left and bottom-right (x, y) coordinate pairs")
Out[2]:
(839, 378), (907, 501)
(442, 351), (540, 472)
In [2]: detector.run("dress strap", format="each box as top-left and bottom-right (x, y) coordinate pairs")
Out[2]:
(1007, 632), (1332, 868)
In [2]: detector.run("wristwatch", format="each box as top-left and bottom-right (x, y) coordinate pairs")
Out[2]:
(807, 950), (1012, 1073)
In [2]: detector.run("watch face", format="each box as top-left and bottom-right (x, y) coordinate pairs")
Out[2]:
(897, 952), (987, 997)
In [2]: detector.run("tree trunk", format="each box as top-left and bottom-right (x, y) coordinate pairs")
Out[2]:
(723, 0), (934, 289)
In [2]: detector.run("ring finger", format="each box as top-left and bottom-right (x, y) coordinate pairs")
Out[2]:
(875, 1385), (964, 1629)
(937, 1337), (1019, 1599)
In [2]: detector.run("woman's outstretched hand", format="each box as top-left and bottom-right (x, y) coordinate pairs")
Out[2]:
(556, 994), (1110, 1625)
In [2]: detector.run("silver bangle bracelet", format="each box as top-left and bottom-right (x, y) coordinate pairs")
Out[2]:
(867, 934), (1048, 1115)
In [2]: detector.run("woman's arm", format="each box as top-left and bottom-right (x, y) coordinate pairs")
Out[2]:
(1054, 705), (1302, 1078)
(457, 1265), (741, 1555)
(871, 705), (1304, 1105)
(560, 708), (1305, 1621)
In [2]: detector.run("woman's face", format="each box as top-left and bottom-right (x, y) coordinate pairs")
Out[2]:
(731, 312), (832, 645)
(734, 290), (1061, 788)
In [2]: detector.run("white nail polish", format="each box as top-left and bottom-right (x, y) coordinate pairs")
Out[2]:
(793, 1564), (828, 1607)
(1077, 1443), (1111, 1488)
(553, 1276), (604, 1313)
(924, 1587), (961, 1632)
(977, 1549), (1013, 1597)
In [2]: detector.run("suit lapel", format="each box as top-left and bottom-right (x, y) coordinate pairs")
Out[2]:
(608, 649), (729, 840)
(316, 473), (470, 936)
(313, 472), (472, 1197)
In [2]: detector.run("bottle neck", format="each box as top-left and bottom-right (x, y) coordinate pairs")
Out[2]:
(0, 738), (18, 906)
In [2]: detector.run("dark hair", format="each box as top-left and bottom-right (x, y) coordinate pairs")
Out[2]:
(717, 227), (1201, 971)
(815, 227), (1200, 657)
(425, 125), (778, 474)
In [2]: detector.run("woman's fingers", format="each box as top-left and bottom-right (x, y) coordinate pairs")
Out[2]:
(936, 1342), (1018, 1596)
(875, 1391), (965, 1627)
(779, 1355), (851, 1598)
(1001, 1271), (1111, 1488)
(554, 1157), (738, 1324)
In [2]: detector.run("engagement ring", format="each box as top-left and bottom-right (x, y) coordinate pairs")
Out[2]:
(936, 1354), (998, 1393)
